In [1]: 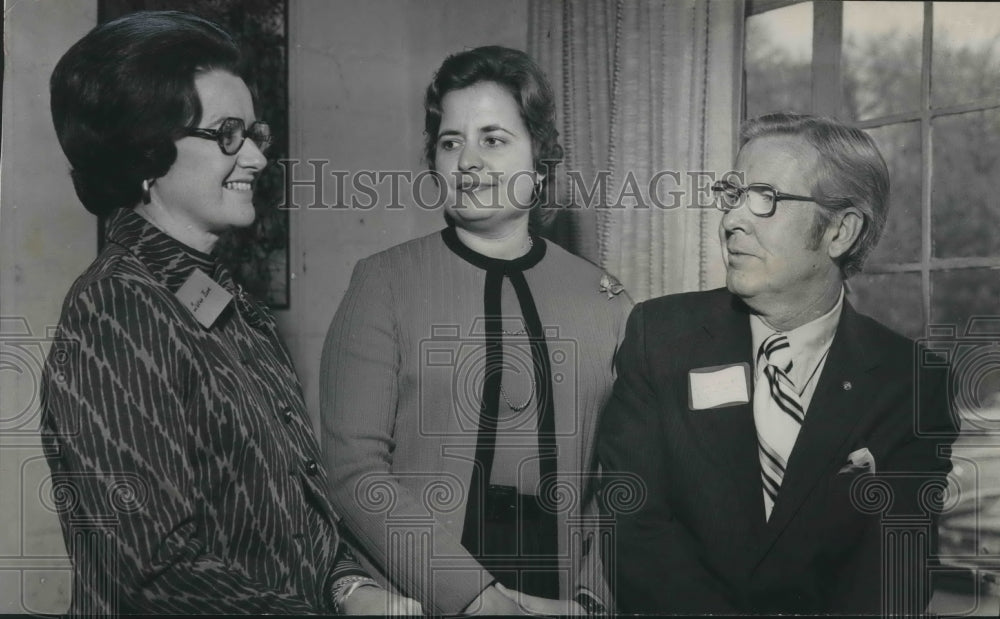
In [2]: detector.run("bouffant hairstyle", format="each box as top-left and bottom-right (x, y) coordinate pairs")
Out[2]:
(423, 46), (563, 229)
(50, 10), (250, 216)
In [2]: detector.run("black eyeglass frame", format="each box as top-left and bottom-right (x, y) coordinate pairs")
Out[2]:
(711, 179), (817, 218)
(180, 117), (272, 156)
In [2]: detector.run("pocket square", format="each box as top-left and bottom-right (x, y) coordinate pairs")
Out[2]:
(838, 447), (876, 474)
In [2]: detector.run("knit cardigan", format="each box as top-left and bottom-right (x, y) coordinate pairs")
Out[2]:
(321, 228), (631, 614)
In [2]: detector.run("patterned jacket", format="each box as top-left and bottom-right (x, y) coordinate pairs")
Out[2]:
(41, 208), (363, 614)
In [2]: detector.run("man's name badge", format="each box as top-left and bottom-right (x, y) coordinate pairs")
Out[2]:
(688, 363), (751, 410)
(175, 269), (233, 328)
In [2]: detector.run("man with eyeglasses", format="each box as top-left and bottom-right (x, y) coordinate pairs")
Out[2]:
(598, 112), (957, 614)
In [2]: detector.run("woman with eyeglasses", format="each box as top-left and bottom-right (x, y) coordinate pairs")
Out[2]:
(41, 11), (419, 615)
(321, 46), (631, 615)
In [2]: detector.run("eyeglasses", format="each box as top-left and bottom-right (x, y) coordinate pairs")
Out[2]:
(181, 117), (272, 156)
(711, 179), (816, 218)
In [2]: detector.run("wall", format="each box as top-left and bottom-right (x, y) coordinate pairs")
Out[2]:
(0, 0), (97, 613)
(0, 0), (526, 612)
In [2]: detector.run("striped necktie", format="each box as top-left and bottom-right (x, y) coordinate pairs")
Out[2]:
(754, 333), (804, 520)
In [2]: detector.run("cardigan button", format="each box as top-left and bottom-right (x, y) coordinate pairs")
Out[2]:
(305, 460), (320, 476)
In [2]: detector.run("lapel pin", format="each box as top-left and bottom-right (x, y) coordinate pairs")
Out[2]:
(842, 381), (852, 391)
(599, 273), (626, 299)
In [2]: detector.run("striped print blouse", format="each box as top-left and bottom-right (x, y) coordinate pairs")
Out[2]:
(40, 208), (364, 614)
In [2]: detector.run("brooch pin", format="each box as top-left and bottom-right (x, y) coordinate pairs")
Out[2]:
(599, 273), (625, 299)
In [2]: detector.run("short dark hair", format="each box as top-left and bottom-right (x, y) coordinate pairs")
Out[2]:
(739, 112), (890, 278)
(423, 46), (563, 230)
(50, 10), (250, 216)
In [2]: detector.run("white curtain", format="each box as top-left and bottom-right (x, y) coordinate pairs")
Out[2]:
(530, 0), (743, 301)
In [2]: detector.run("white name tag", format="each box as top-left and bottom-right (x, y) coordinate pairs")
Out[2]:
(688, 363), (751, 410)
(175, 269), (233, 328)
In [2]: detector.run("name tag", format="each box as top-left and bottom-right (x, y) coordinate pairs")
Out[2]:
(688, 363), (751, 410)
(175, 269), (233, 328)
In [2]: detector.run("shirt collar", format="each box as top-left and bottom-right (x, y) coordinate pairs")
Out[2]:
(104, 207), (235, 293)
(750, 287), (844, 387)
(103, 208), (277, 331)
(441, 225), (546, 273)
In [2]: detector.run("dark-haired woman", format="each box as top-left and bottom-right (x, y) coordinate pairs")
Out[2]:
(321, 46), (631, 615)
(41, 11), (419, 614)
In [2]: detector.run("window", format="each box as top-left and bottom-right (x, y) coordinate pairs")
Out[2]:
(746, 5), (1000, 606)
(744, 1), (1000, 343)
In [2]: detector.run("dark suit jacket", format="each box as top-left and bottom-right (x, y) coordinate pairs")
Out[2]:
(597, 288), (957, 615)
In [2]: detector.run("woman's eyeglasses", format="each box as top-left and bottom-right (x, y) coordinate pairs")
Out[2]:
(181, 117), (272, 156)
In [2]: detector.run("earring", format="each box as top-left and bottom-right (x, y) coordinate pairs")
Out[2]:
(141, 178), (155, 204)
(530, 180), (542, 207)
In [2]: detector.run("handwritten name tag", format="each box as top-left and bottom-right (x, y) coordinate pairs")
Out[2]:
(688, 363), (751, 410)
(175, 269), (232, 328)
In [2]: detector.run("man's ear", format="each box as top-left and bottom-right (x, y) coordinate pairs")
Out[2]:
(827, 207), (864, 261)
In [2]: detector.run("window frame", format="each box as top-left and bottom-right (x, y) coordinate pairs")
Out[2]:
(743, 0), (1000, 334)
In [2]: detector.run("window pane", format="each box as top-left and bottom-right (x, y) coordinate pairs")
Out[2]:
(745, 2), (813, 119)
(931, 268), (1000, 328)
(842, 2), (922, 121)
(932, 3), (1000, 109)
(930, 268), (1000, 434)
(932, 108), (1000, 258)
(866, 122), (921, 264)
(849, 272), (923, 339)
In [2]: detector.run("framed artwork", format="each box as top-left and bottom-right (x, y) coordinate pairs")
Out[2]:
(99, 0), (290, 308)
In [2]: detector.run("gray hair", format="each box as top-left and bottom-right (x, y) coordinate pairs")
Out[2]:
(740, 112), (890, 278)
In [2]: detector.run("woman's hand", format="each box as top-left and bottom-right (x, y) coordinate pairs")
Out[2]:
(495, 583), (587, 615)
(461, 584), (529, 615)
(339, 585), (423, 615)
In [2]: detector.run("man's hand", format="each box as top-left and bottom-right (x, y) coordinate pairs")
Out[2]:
(339, 585), (422, 615)
(495, 583), (587, 615)
(462, 583), (528, 615)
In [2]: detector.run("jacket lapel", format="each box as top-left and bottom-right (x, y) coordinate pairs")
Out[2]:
(756, 301), (880, 559)
(685, 295), (766, 535)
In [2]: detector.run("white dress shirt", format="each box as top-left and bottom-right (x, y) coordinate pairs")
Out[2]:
(750, 287), (844, 518)
(750, 287), (845, 413)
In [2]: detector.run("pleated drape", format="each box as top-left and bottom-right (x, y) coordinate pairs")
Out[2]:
(529, 0), (743, 301)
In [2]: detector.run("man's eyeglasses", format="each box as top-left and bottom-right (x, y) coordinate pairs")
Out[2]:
(711, 179), (816, 218)
(181, 117), (272, 156)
